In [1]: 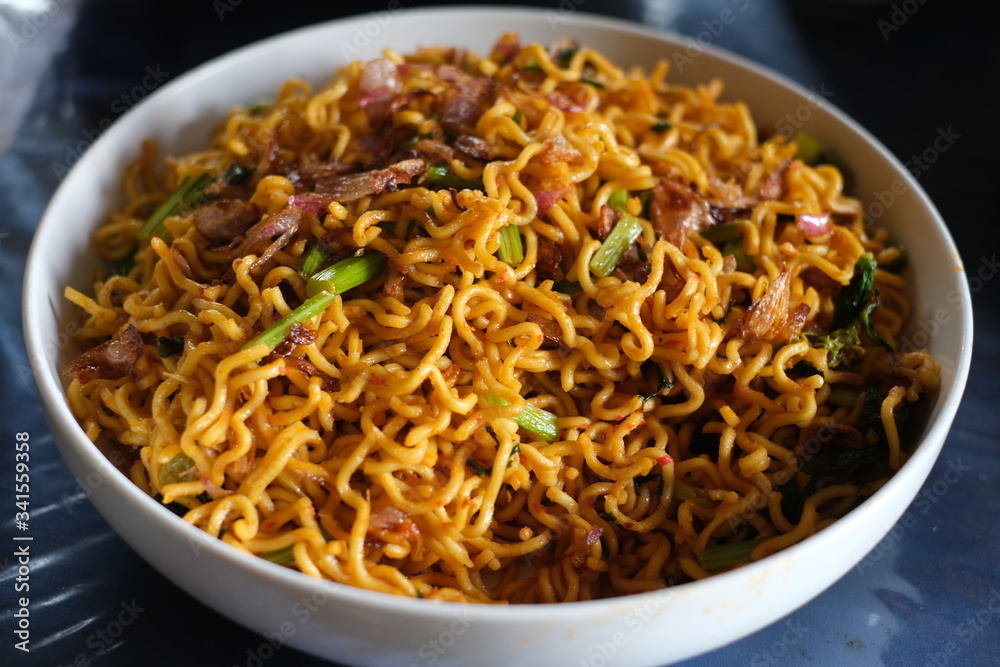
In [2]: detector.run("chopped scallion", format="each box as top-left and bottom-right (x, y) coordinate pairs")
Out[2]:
(590, 214), (643, 278)
(487, 395), (559, 443)
(512, 109), (523, 125)
(498, 225), (524, 266)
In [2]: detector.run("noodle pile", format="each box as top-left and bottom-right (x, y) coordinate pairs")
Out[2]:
(64, 35), (939, 603)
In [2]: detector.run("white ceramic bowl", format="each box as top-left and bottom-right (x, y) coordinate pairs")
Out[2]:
(23, 7), (972, 666)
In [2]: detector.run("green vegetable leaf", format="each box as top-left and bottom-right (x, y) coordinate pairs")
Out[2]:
(832, 253), (877, 330)
(859, 289), (894, 352)
(779, 441), (887, 523)
(651, 119), (672, 133)
(467, 460), (491, 477)
(157, 336), (185, 358)
(638, 360), (673, 401)
(808, 325), (861, 368)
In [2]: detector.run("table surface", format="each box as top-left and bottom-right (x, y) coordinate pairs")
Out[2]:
(1, 1), (998, 665)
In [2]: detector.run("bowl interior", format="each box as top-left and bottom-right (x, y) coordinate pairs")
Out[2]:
(22, 7), (973, 666)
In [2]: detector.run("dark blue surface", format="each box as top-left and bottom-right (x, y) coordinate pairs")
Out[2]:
(1, 1), (998, 665)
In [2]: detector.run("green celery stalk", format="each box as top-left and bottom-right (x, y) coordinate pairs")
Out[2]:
(306, 253), (387, 298)
(244, 291), (336, 351)
(699, 537), (769, 571)
(607, 189), (629, 213)
(299, 241), (331, 278)
(138, 173), (211, 240)
(590, 214), (643, 278)
(425, 164), (484, 191)
(498, 225), (524, 266)
(247, 253), (386, 351)
(487, 395), (559, 443)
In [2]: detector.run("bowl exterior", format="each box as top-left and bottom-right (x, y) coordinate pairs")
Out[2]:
(23, 7), (972, 666)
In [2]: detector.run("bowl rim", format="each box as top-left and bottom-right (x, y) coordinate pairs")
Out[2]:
(22, 2), (974, 626)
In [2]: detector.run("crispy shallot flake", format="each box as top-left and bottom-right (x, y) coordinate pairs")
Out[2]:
(741, 267), (796, 342)
(316, 158), (426, 201)
(650, 178), (713, 247)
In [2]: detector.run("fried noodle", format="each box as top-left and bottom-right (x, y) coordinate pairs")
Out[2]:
(64, 35), (939, 603)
